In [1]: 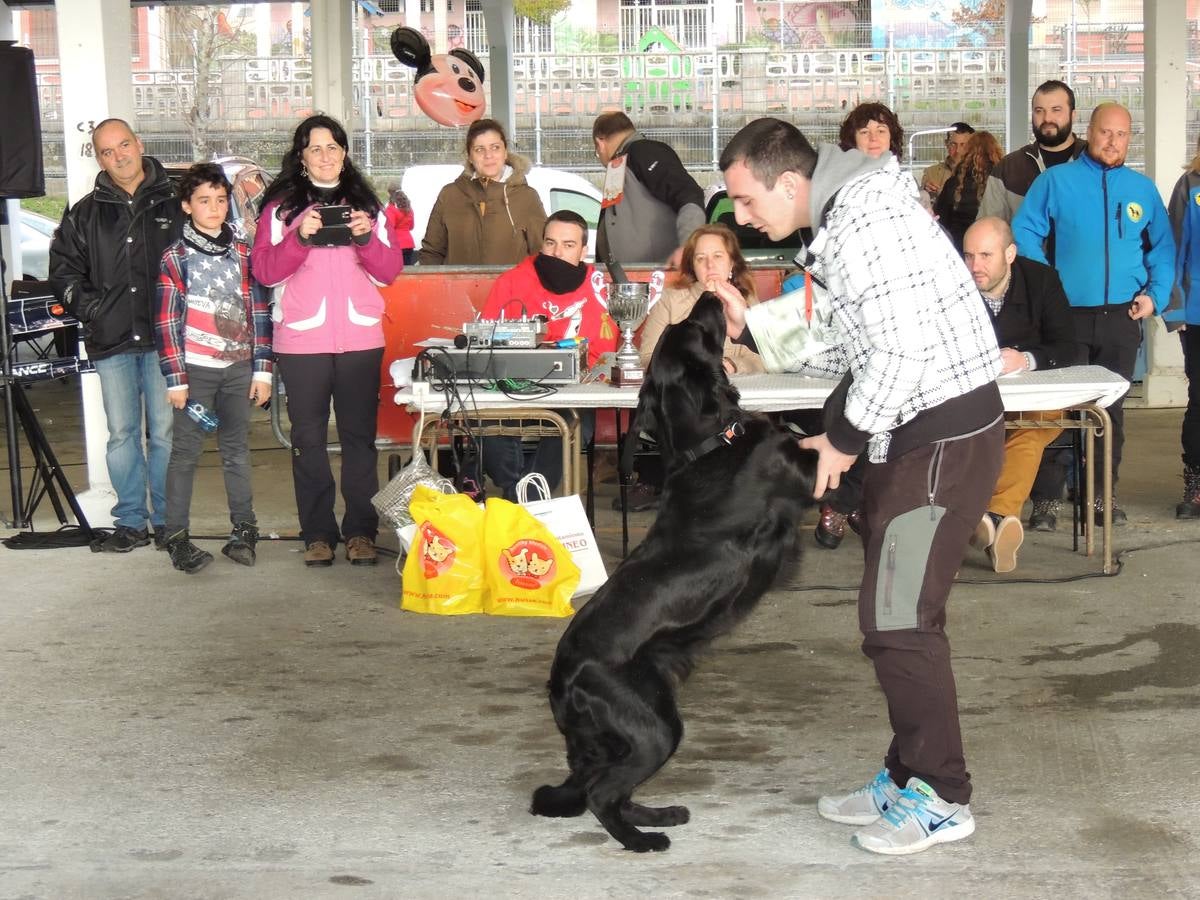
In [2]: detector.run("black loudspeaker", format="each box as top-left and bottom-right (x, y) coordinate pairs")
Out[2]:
(0, 42), (45, 199)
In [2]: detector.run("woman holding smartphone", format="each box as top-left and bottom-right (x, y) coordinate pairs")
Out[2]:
(252, 114), (404, 568)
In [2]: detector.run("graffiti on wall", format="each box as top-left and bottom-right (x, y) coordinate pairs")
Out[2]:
(754, 2), (861, 48)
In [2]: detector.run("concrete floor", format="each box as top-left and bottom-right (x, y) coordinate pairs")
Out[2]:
(1, 379), (1198, 899)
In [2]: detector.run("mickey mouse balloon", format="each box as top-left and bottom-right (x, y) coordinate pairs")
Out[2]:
(391, 26), (486, 127)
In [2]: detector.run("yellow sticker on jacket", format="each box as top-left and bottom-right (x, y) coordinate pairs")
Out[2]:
(1126, 202), (1143, 223)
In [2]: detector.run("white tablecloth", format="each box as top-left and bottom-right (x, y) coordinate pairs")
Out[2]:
(395, 365), (1128, 415)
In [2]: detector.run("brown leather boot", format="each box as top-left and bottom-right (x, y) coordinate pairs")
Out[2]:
(304, 540), (334, 567)
(344, 535), (378, 566)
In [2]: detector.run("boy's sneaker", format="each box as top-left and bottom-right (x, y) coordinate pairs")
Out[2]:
(304, 540), (335, 567)
(153, 525), (168, 550)
(166, 530), (214, 575)
(817, 768), (901, 825)
(344, 535), (377, 566)
(222, 522), (259, 567)
(100, 525), (151, 553)
(852, 777), (975, 856)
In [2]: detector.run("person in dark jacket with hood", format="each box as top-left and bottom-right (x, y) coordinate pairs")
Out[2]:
(593, 111), (705, 268)
(49, 118), (184, 553)
(962, 217), (1078, 573)
(978, 80), (1085, 222)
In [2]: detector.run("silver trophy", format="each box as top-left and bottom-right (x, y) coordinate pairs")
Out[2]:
(606, 282), (650, 386)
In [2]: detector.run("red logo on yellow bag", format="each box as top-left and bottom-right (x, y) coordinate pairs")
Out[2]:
(499, 539), (557, 590)
(419, 522), (457, 578)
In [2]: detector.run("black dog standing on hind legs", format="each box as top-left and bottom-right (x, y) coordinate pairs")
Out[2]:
(530, 294), (819, 852)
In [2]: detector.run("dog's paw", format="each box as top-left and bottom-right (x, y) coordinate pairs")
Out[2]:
(623, 831), (671, 853)
(659, 805), (690, 826)
(622, 802), (690, 827)
(531, 783), (587, 818)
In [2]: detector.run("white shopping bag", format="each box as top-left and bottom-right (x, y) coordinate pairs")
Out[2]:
(515, 474), (608, 599)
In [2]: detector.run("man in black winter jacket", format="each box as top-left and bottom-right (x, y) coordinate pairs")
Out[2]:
(593, 111), (705, 268)
(961, 216), (1078, 573)
(49, 118), (184, 552)
(977, 79), (1085, 222)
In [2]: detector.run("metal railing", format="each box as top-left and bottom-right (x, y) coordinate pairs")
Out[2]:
(32, 43), (1195, 187)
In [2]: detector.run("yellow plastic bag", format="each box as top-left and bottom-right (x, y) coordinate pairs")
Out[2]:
(401, 485), (486, 615)
(482, 497), (580, 618)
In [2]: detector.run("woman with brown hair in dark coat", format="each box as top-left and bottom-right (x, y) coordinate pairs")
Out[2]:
(418, 118), (546, 266)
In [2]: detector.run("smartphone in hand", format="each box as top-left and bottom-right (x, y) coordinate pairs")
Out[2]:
(311, 204), (353, 246)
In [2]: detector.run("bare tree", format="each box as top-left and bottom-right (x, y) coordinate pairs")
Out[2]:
(163, 5), (252, 161)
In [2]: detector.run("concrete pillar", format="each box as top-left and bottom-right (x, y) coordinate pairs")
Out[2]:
(145, 6), (162, 70)
(255, 3), (272, 58)
(433, 0), (447, 54)
(481, 0), (514, 138)
(54, 0), (137, 519)
(1005, 0), (1032, 154)
(309, 0), (353, 125)
(1142, 0), (1188, 408)
(290, 2), (304, 57)
(404, 0), (421, 29)
(1, 1), (19, 287)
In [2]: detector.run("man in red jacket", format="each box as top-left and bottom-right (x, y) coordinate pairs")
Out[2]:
(479, 210), (617, 499)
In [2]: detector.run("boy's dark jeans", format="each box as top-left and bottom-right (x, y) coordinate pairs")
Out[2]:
(165, 362), (256, 535)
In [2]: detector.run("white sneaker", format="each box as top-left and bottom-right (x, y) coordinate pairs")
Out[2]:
(817, 768), (901, 825)
(988, 515), (1024, 574)
(852, 777), (975, 855)
(968, 514), (996, 551)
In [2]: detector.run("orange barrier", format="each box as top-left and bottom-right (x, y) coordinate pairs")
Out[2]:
(376, 264), (791, 448)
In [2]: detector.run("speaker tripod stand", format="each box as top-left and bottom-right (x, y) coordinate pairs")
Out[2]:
(1, 230), (96, 547)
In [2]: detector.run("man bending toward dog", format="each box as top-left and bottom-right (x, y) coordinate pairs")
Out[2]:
(718, 118), (1004, 855)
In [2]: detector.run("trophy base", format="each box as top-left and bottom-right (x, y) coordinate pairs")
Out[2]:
(610, 365), (644, 387)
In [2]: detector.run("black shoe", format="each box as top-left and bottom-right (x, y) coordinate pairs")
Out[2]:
(222, 522), (258, 567)
(1177, 498), (1200, 520)
(611, 482), (660, 512)
(166, 530), (214, 574)
(814, 502), (847, 550)
(1028, 499), (1059, 533)
(1176, 466), (1200, 519)
(1093, 498), (1127, 527)
(153, 524), (168, 550)
(100, 525), (151, 553)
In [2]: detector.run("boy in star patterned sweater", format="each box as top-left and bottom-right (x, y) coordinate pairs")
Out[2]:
(155, 163), (273, 573)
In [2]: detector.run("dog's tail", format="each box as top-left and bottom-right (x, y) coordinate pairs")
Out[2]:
(531, 776), (587, 818)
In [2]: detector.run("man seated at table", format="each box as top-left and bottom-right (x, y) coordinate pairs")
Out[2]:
(478, 210), (618, 500)
(962, 217), (1080, 572)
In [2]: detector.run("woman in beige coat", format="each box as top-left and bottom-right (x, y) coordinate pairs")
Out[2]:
(638, 223), (763, 373)
(418, 118), (546, 266)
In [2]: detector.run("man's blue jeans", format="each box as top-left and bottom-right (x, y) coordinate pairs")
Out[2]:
(93, 350), (173, 529)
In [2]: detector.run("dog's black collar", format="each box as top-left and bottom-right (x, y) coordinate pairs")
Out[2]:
(680, 420), (745, 465)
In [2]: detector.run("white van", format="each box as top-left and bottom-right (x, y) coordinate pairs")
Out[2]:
(400, 164), (603, 260)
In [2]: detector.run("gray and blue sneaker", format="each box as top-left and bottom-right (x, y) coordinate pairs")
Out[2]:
(817, 768), (901, 825)
(852, 777), (975, 855)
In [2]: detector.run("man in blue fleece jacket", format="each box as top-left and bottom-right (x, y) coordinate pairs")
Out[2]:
(1012, 102), (1175, 525)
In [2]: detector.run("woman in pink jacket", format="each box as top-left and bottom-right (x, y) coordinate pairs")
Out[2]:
(252, 115), (403, 568)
